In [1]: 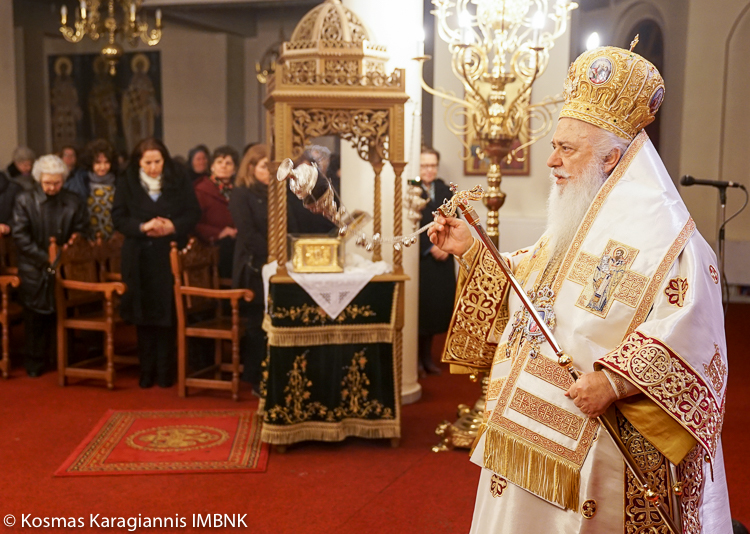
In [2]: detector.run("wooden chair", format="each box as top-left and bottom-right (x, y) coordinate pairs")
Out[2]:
(96, 232), (124, 282)
(52, 234), (128, 389)
(0, 235), (20, 378)
(0, 234), (18, 275)
(170, 238), (253, 401)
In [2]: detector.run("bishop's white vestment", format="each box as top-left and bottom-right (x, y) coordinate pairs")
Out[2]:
(443, 132), (732, 534)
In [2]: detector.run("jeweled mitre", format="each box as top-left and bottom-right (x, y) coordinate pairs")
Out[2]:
(559, 46), (665, 140)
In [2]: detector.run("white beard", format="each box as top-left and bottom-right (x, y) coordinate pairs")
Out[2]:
(545, 161), (608, 259)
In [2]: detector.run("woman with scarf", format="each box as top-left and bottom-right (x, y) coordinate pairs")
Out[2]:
(64, 138), (118, 240)
(228, 144), (270, 390)
(193, 146), (239, 279)
(112, 138), (201, 388)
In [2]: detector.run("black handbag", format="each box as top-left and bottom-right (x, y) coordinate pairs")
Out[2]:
(27, 252), (62, 315)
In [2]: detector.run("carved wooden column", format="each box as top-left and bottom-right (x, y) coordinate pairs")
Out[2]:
(391, 161), (407, 271)
(371, 159), (383, 262)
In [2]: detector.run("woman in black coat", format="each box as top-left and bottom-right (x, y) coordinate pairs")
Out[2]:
(417, 148), (457, 375)
(12, 155), (89, 376)
(112, 138), (201, 388)
(228, 144), (270, 387)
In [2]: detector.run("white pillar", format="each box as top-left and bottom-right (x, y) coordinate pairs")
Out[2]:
(0, 0), (19, 162)
(342, 0), (423, 404)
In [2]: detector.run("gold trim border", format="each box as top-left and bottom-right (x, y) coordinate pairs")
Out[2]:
(598, 331), (723, 458)
(625, 218), (696, 336)
(264, 284), (399, 347)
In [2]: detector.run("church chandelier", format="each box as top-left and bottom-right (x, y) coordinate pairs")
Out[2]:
(418, 0), (577, 245)
(59, 0), (163, 76)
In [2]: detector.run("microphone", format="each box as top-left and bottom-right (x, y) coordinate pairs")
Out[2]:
(680, 175), (743, 188)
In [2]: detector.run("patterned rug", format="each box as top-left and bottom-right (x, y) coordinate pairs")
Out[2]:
(56, 409), (268, 476)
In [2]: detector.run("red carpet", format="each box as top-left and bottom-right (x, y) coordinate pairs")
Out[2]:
(721, 303), (750, 527)
(55, 409), (267, 476)
(0, 309), (748, 533)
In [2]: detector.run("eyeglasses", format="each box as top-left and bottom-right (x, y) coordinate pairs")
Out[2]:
(420, 164), (438, 169)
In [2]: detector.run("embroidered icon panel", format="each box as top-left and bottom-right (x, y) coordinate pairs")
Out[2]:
(664, 277), (689, 307)
(568, 239), (648, 318)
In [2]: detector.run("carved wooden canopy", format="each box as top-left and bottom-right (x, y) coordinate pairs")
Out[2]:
(265, 0), (408, 269)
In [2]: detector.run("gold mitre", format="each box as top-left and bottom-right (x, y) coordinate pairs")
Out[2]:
(559, 44), (665, 140)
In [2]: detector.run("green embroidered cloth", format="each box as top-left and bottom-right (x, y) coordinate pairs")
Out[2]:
(260, 281), (400, 445)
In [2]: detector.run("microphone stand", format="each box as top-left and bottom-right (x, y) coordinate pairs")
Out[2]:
(718, 186), (727, 305)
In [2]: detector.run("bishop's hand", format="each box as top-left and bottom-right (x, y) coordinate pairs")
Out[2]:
(565, 371), (617, 418)
(427, 215), (473, 257)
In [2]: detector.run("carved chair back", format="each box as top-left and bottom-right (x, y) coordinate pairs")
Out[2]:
(95, 232), (124, 279)
(51, 234), (102, 307)
(172, 238), (221, 316)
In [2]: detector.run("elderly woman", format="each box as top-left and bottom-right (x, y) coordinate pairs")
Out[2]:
(12, 155), (89, 377)
(112, 138), (201, 388)
(65, 139), (118, 240)
(193, 146), (239, 278)
(228, 144), (270, 388)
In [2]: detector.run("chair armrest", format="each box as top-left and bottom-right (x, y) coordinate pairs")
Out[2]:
(103, 272), (122, 282)
(179, 286), (254, 302)
(60, 279), (127, 296)
(0, 275), (20, 290)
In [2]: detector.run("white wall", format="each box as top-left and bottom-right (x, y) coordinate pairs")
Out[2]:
(681, 0), (750, 285)
(431, 8), (573, 253)
(245, 13), (301, 146)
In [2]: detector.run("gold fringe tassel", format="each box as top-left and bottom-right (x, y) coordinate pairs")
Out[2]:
(484, 427), (581, 511)
(263, 315), (394, 347)
(261, 420), (400, 445)
(469, 423), (487, 456)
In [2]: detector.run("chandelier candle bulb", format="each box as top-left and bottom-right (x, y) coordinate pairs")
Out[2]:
(156, 9), (162, 28)
(80, 0), (86, 20)
(61, 4), (67, 25)
(130, 2), (136, 21)
(532, 10), (545, 47)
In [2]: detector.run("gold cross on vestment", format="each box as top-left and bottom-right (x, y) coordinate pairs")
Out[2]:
(566, 239), (649, 319)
